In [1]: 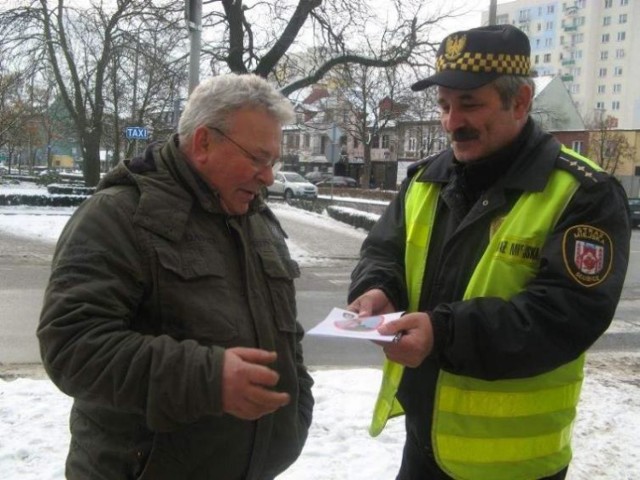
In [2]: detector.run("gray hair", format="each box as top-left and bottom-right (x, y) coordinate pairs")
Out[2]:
(491, 75), (536, 111)
(178, 73), (295, 142)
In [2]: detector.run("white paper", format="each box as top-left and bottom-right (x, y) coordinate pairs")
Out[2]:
(306, 307), (404, 342)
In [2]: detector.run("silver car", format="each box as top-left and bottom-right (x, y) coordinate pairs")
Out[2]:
(267, 171), (318, 201)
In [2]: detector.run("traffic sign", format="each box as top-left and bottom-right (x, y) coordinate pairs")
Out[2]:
(125, 127), (148, 140)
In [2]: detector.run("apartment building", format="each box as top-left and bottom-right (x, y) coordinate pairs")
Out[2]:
(483, 0), (640, 129)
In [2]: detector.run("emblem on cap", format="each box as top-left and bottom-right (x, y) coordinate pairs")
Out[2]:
(562, 225), (612, 287)
(444, 34), (466, 61)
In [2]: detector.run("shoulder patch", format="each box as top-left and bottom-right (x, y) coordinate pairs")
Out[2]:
(562, 224), (613, 287)
(556, 153), (608, 187)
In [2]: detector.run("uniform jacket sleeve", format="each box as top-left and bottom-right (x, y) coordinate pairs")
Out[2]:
(348, 180), (410, 310)
(438, 177), (631, 380)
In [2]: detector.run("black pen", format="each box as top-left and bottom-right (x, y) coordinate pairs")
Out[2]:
(392, 331), (405, 343)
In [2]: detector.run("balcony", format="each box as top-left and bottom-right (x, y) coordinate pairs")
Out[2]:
(561, 59), (575, 66)
(560, 74), (574, 82)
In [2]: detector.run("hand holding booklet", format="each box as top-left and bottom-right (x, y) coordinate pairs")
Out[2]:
(307, 307), (405, 342)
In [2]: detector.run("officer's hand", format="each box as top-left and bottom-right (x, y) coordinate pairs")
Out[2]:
(377, 312), (434, 368)
(222, 347), (290, 420)
(347, 288), (396, 317)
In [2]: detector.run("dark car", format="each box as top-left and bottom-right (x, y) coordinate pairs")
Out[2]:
(304, 171), (333, 184)
(316, 176), (359, 188)
(629, 198), (640, 228)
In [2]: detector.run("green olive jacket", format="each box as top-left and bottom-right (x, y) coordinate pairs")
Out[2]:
(38, 136), (314, 480)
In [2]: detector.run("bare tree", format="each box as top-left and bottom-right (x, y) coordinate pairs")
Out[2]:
(0, 0), (186, 186)
(199, 0), (463, 95)
(587, 115), (635, 175)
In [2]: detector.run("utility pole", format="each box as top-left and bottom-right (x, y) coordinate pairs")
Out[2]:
(186, 0), (202, 94)
(488, 0), (498, 25)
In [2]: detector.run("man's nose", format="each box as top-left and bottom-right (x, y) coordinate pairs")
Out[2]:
(257, 165), (276, 185)
(443, 107), (465, 132)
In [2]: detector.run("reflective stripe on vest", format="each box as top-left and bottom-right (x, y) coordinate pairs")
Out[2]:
(369, 148), (599, 479)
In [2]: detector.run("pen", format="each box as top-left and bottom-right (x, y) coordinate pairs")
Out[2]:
(392, 331), (405, 344)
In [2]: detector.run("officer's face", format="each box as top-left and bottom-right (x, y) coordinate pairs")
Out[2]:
(437, 82), (531, 163)
(189, 107), (282, 215)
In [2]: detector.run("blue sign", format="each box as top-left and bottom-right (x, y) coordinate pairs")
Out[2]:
(125, 127), (148, 140)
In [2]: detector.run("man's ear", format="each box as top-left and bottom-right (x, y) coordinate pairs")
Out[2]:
(513, 84), (533, 120)
(189, 126), (212, 164)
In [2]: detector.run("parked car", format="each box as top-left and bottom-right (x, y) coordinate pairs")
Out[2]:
(629, 198), (640, 228)
(304, 171), (333, 184)
(266, 171), (318, 201)
(316, 175), (359, 188)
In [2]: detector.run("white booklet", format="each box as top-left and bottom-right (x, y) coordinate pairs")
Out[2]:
(307, 307), (404, 343)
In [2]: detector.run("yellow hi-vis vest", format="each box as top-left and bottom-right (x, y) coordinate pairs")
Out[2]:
(370, 148), (600, 480)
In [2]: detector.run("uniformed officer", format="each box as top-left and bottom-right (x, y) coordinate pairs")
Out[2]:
(347, 24), (631, 480)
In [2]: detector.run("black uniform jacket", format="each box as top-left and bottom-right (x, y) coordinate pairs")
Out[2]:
(349, 120), (631, 454)
(38, 136), (314, 480)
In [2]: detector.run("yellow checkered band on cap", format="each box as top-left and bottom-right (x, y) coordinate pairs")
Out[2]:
(436, 52), (530, 76)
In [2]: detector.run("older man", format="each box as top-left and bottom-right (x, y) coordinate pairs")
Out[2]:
(38, 74), (313, 480)
(348, 25), (630, 479)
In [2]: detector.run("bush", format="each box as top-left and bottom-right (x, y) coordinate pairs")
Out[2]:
(35, 171), (62, 186)
(47, 184), (95, 196)
(0, 193), (89, 207)
(326, 205), (380, 232)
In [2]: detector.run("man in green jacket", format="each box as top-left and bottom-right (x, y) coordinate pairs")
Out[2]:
(348, 25), (630, 479)
(38, 73), (314, 479)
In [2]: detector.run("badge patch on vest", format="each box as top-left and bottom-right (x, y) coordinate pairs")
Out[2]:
(563, 225), (612, 287)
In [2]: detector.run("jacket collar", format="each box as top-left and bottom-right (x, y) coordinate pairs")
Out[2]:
(417, 119), (561, 193)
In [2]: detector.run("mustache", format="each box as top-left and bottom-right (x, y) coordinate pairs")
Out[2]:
(450, 128), (480, 142)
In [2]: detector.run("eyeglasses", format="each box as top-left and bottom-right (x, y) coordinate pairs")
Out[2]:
(207, 126), (282, 173)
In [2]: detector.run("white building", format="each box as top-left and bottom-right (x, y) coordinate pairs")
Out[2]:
(483, 0), (640, 129)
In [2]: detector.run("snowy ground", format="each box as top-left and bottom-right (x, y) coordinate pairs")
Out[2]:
(1, 182), (639, 479)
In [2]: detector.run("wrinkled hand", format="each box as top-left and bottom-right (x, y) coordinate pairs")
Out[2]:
(347, 288), (396, 317)
(222, 347), (290, 420)
(377, 312), (434, 368)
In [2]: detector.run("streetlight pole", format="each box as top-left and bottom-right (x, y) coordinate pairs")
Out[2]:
(186, 0), (202, 94)
(488, 0), (498, 25)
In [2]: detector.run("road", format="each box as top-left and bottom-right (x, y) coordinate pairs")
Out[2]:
(0, 204), (639, 371)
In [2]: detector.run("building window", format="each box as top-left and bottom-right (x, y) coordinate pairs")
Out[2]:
(616, 48), (625, 58)
(381, 135), (390, 149)
(617, 31), (626, 41)
(572, 140), (584, 154)
(614, 66), (623, 76)
(571, 67), (582, 77)
(547, 5), (555, 13)
(612, 101), (620, 111)
(619, 14), (627, 23)
(600, 51), (609, 60)
(546, 21), (553, 30)
(602, 33), (610, 43)
(545, 38), (553, 47)
(613, 84), (622, 93)
(596, 101), (605, 110)
(519, 9), (530, 22)
(620, 0), (628, 5)
(605, 0), (613, 6)
(303, 133), (310, 148)
(544, 53), (551, 62)
(598, 85), (606, 94)
(570, 84), (580, 94)
(603, 16), (611, 26)
(598, 68), (607, 77)
(534, 54), (540, 64)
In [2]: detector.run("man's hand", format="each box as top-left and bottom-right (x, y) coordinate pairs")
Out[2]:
(222, 347), (290, 420)
(377, 312), (434, 368)
(347, 288), (396, 317)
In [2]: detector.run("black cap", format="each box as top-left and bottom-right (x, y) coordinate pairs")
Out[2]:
(411, 24), (531, 91)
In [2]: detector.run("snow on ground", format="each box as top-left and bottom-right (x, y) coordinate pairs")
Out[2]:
(1, 183), (639, 479)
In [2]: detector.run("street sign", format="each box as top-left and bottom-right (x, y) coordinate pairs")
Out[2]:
(125, 127), (148, 140)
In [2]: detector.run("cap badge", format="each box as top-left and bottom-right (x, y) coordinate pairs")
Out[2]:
(444, 34), (466, 61)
